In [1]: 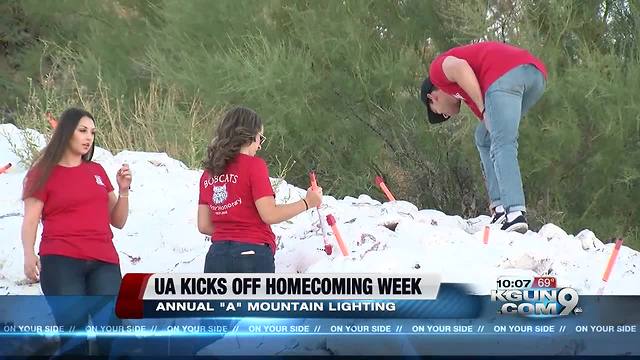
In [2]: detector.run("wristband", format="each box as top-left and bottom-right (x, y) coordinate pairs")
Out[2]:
(302, 198), (309, 210)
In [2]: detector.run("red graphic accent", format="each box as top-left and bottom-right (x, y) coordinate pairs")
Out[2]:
(533, 276), (557, 288)
(375, 176), (396, 201)
(115, 273), (153, 319)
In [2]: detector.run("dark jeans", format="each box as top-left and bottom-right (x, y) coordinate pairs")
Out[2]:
(40, 255), (122, 356)
(184, 241), (274, 355)
(204, 241), (275, 273)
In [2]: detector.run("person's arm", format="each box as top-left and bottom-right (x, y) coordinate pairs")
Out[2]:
(22, 197), (43, 282)
(255, 188), (322, 225)
(109, 163), (131, 229)
(255, 197), (307, 225)
(250, 156), (322, 225)
(108, 191), (129, 229)
(197, 205), (214, 235)
(442, 56), (484, 113)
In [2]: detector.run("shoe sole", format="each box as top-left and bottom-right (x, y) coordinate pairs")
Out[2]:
(504, 222), (528, 233)
(490, 214), (506, 225)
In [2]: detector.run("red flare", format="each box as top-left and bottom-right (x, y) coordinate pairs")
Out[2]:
(483, 226), (490, 245)
(326, 214), (349, 256)
(0, 163), (12, 175)
(374, 175), (396, 201)
(46, 112), (58, 129)
(602, 238), (623, 282)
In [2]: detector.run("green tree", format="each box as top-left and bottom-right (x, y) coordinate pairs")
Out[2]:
(4, 0), (639, 247)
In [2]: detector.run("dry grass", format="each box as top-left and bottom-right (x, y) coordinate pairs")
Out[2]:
(14, 63), (224, 169)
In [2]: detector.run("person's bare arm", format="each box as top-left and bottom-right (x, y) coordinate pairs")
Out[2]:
(255, 197), (308, 225)
(109, 164), (131, 229)
(442, 56), (484, 113)
(255, 188), (322, 225)
(197, 204), (214, 235)
(22, 197), (43, 282)
(108, 191), (129, 229)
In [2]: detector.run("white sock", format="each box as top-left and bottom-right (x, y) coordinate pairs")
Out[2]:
(495, 205), (505, 214)
(507, 211), (522, 222)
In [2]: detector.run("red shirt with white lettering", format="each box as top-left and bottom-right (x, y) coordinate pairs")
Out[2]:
(26, 161), (118, 264)
(198, 154), (276, 252)
(429, 41), (548, 119)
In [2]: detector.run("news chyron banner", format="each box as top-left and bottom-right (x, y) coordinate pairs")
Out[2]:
(115, 273), (467, 319)
(1, 273), (639, 357)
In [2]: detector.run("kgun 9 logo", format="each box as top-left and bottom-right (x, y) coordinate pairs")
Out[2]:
(490, 288), (580, 316)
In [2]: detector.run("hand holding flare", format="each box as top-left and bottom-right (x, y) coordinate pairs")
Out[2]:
(310, 172), (332, 255)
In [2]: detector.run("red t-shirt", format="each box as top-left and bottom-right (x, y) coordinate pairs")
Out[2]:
(26, 161), (118, 264)
(198, 154), (276, 252)
(429, 41), (548, 119)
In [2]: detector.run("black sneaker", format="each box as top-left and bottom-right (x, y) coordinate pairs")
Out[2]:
(501, 214), (528, 233)
(490, 211), (506, 225)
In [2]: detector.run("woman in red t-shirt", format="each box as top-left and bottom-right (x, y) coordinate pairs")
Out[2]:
(20, 107), (131, 355)
(197, 106), (322, 273)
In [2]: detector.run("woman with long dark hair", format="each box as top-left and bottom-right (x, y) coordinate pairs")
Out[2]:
(21, 107), (131, 355)
(198, 106), (322, 273)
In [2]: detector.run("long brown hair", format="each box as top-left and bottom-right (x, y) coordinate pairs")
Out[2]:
(203, 106), (263, 176)
(22, 108), (96, 199)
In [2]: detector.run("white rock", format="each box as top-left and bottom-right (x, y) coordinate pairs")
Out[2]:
(538, 223), (568, 241)
(576, 229), (600, 251)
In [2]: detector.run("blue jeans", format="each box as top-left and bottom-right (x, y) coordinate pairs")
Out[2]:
(474, 64), (545, 213)
(204, 241), (275, 273)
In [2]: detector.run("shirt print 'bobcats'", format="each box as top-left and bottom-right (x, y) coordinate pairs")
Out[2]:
(198, 153), (276, 252)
